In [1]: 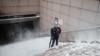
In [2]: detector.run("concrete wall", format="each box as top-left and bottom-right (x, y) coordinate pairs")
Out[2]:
(0, 0), (40, 15)
(59, 27), (100, 42)
(1, 0), (100, 42)
(40, 0), (100, 42)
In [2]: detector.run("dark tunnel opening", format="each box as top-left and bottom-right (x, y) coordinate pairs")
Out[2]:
(0, 14), (40, 45)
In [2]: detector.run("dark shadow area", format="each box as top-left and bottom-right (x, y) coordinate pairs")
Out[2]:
(0, 14), (39, 45)
(0, 21), (34, 45)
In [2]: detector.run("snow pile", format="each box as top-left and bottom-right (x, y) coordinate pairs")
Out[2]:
(36, 42), (100, 56)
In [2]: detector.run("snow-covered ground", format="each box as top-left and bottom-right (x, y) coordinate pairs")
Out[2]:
(0, 37), (51, 56)
(1, 36), (100, 56)
(37, 42), (100, 56)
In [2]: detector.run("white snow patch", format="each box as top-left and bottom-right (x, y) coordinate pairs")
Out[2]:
(37, 42), (100, 56)
(0, 37), (52, 56)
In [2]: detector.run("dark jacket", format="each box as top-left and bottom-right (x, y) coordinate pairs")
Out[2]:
(51, 27), (61, 37)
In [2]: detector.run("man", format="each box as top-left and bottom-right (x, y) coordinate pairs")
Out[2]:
(49, 18), (61, 47)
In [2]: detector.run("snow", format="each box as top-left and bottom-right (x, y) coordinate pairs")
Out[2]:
(0, 37), (51, 56)
(37, 42), (100, 56)
(1, 36), (100, 56)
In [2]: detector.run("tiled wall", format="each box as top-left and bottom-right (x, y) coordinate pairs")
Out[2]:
(59, 27), (100, 42)
(0, 0), (39, 15)
(40, 0), (100, 42)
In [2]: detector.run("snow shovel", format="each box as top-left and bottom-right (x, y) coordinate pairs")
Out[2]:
(49, 37), (52, 48)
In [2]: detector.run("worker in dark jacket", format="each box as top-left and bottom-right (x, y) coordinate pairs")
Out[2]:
(49, 17), (61, 47)
(50, 26), (61, 47)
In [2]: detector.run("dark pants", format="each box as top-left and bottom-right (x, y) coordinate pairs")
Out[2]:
(51, 36), (59, 47)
